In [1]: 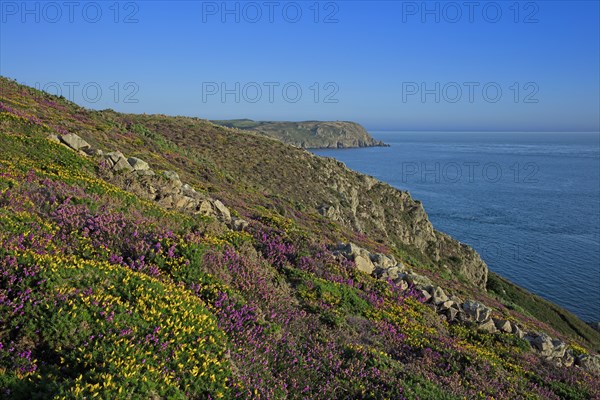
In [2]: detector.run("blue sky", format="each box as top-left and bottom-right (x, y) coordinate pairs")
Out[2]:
(1, 0), (599, 131)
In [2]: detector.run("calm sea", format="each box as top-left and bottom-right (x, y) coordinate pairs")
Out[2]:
(313, 132), (600, 322)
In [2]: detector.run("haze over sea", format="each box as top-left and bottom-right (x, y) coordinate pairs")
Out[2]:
(314, 132), (600, 322)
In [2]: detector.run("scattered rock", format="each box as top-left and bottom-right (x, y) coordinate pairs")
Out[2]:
(431, 286), (448, 305)
(84, 148), (104, 157)
(530, 334), (553, 353)
(59, 133), (90, 151)
(336, 243), (376, 275)
(392, 278), (409, 291)
(370, 253), (396, 269)
(399, 272), (432, 287)
(439, 300), (455, 311)
(478, 319), (498, 334)
(419, 289), (432, 303)
(113, 156), (134, 172)
(163, 171), (180, 181)
(317, 204), (341, 220)
(575, 354), (600, 375)
(493, 319), (513, 333)
(212, 200), (232, 224)
(512, 324), (525, 339)
(462, 300), (492, 323)
(445, 307), (460, 322)
(128, 157), (150, 171)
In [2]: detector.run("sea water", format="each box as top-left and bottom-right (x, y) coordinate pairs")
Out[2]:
(313, 132), (600, 322)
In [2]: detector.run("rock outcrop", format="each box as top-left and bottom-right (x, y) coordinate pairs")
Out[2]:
(318, 158), (488, 289)
(51, 132), (247, 231)
(335, 241), (597, 373)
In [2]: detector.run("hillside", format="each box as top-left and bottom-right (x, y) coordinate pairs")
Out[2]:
(211, 119), (388, 148)
(1, 76), (600, 399)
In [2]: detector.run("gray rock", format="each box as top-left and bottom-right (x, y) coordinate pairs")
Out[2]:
(531, 334), (553, 353)
(337, 242), (376, 275)
(317, 204), (341, 220)
(419, 289), (432, 303)
(182, 183), (195, 192)
(478, 319), (498, 333)
(105, 151), (124, 162)
(439, 300), (455, 311)
(163, 170), (180, 181)
(212, 200), (232, 224)
(462, 300), (492, 323)
(104, 151), (134, 172)
(387, 266), (402, 279)
(399, 272), (433, 287)
(445, 307), (459, 322)
(392, 278), (409, 291)
(376, 266), (401, 281)
(128, 157), (150, 171)
(370, 253), (396, 269)
(59, 133), (90, 151)
(84, 148), (104, 157)
(511, 324), (525, 339)
(560, 352), (575, 368)
(47, 134), (61, 143)
(575, 354), (600, 374)
(163, 171), (183, 187)
(432, 286), (448, 305)
(493, 319), (513, 333)
(113, 157), (134, 172)
(550, 340), (567, 359)
(355, 254), (375, 274)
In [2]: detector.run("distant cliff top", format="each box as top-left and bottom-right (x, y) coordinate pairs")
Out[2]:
(211, 119), (388, 149)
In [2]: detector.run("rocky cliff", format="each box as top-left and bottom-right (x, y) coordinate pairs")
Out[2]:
(309, 157), (488, 288)
(211, 119), (388, 148)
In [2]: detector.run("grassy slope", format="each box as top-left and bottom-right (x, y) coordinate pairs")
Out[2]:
(1, 76), (599, 398)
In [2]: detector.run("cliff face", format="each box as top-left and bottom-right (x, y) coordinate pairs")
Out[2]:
(211, 119), (387, 148)
(309, 157), (488, 288)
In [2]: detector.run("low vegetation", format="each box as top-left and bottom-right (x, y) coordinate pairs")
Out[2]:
(1, 76), (599, 398)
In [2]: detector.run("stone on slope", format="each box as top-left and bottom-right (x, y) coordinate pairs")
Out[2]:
(163, 171), (183, 187)
(369, 253), (396, 269)
(445, 307), (460, 322)
(530, 334), (553, 354)
(212, 200), (232, 224)
(575, 354), (600, 374)
(511, 324), (525, 339)
(493, 319), (513, 333)
(128, 157), (150, 171)
(60, 133), (90, 151)
(399, 272), (432, 287)
(462, 300), (492, 323)
(337, 243), (376, 275)
(419, 289), (432, 303)
(478, 319), (498, 333)
(431, 286), (448, 305)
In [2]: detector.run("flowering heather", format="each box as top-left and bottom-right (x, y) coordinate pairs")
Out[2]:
(1, 78), (599, 399)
